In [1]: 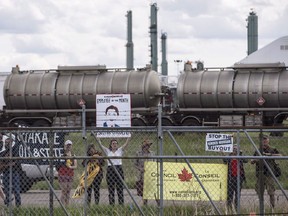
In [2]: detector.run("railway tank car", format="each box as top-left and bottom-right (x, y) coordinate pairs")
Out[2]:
(2, 65), (162, 127)
(167, 61), (288, 127)
(1, 62), (288, 128)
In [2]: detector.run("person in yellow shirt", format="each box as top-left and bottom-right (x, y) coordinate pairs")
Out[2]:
(58, 140), (77, 206)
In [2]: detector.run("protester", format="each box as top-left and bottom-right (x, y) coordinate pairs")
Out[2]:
(222, 145), (247, 213)
(135, 139), (155, 205)
(98, 137), (130, 205)
(0, 185), (5, 202)
(81, 144), (105, 205)
(0, 134), (6, 202)
(2, 134), (21, 207)
(58, 139), (77, 206)
(251, 135), (282, 209)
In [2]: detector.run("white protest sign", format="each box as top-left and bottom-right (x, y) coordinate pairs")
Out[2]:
(205, 133), (233, 153)
(96, 94), (131, 138)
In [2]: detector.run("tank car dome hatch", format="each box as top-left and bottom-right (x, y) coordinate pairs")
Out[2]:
(235, 35), (288, 66)
(196, 61), (204, 70)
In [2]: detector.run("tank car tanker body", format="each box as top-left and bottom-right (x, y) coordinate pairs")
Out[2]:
(1, 62), (288, 128)
(167, 62), (288, 127)
(2, 65), (161, 127)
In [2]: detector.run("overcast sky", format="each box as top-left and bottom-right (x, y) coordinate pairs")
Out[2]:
(0, 0), (287, 76)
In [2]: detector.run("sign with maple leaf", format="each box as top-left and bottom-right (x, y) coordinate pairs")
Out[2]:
(143, 161), (228, 201)
(178, 168), (193, 182)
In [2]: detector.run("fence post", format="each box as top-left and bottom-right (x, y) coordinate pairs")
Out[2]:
(157, 104), (164, 216)
(80, 102), (88, 216)
(259, 131), (265, 215)
(49, 130), (54, 216)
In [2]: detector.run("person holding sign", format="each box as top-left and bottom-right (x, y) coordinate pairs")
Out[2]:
(98, 137), (130, 205)
(80, 144), (105, 204)
(58, 140), (77, 206)
(251, 135), (282, 209)
(72, 144), (103, 201)
(222, 145), (247, 213)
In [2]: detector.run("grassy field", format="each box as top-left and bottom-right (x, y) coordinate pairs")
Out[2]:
(25, 130), (288, 215)
(32, 130), (288, 190)
(156, 131), (288, 190)
(3, 203), (287, 216)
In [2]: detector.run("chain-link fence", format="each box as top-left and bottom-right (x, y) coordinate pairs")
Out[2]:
(0, 127), (288, 215)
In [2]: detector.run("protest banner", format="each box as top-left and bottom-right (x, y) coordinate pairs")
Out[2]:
(96, 94), (131, 137)
(205, 133), (233, 153)
(143, 161), (227, 201)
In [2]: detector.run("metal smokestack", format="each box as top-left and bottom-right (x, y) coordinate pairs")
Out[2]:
(149, 3), (158, 72)
(126, 10), (134, 70)
(161, 32), (168, 76)
(247, 9), (258, 55)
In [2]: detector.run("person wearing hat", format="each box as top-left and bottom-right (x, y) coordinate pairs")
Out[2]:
(58, 139), (77, 206)
(1, 134), (21, 207)
(251, 134), (282, 209)
(222, 145), (247, 213)
(135, 139), (156, 205)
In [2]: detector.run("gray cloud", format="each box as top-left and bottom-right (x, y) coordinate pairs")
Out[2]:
(0, 11), (44, 34)
(0, 0), (60, 34)
(0, 0), (287, 73)
(12, 35), (62, 54)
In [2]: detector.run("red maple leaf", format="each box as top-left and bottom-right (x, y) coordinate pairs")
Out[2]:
(178, 167), (193, 182)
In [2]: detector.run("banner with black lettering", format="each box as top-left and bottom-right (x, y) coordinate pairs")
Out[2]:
(15, 132), (65, 165)
(205, 133), (233, 153)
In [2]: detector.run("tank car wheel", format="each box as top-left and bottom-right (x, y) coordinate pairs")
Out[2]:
(182, 118), (200, 126)
(32, 120), (51, 127)
(153, 118), (174, 126)
(11, 120), (30, 127)
(131, 118), (147, 126)
(161, 118), (174, 126)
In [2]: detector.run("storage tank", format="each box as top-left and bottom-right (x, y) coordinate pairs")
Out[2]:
(4, 66), (161, 110)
